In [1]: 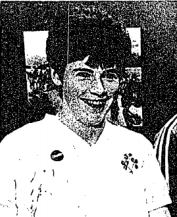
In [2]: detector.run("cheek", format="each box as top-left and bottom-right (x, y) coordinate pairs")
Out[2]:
(64, 77), (86, 102)
(63, 76), (76, 101)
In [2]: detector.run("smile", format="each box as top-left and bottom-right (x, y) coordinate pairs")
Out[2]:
(86, 100), (105, 106)
(81, 98), (107, 109)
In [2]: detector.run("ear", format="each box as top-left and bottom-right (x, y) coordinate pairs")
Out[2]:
(51, 68), (62, 86)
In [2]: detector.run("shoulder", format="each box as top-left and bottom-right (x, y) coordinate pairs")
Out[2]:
(107, 121), (152, 148)
(154, 114), (177, 149)
(157, 114), (177, 136)
(171, 117), (177, 135)
(106, 121), (153, 162)
(0, 115), (62, 165)
(1, 114), (60, 142)
(1, 117), (47, 149)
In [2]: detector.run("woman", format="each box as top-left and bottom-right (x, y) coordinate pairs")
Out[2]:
(0, 6), (171, 217)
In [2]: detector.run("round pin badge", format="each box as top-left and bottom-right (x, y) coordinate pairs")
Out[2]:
(51, 150), (64, 161)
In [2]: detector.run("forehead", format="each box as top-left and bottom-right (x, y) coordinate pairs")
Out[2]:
(66, 56), (117, 72)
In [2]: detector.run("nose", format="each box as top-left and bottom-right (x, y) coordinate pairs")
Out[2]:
(90, 77), (106, 96)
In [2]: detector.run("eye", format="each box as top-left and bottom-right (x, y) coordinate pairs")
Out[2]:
(101, 71), (119, 81)
(76, 72), (92, 79)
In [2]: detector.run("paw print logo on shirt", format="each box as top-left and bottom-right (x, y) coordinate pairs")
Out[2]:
(121, 153), (138, 174)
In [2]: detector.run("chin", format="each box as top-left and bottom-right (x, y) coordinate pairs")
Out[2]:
(75, 104), (111, 127)
(80, 114), (106, 127)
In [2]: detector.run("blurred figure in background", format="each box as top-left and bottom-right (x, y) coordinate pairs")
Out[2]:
(154, 114), (177, 217)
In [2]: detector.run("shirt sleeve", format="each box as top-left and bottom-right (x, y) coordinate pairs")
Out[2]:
(0, 132), (51, 217)
(142, 138), (172, 212)
(0, 135), (33, 217)
(0, 136), (19, 216)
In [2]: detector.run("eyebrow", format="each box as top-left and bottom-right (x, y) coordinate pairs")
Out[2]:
(72, 67), (119, 76)
(103, 69), (118, 74)
(72, 68), (94, 74)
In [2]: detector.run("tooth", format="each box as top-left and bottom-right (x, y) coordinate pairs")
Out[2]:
(85, 100), (105, 106)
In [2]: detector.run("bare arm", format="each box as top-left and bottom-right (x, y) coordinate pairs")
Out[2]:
(149, 207), (171, 217)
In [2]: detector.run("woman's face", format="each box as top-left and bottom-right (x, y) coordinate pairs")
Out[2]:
(62, 56), (120, 127)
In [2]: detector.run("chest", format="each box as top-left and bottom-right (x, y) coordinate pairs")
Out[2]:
(16, 148), (146, 217)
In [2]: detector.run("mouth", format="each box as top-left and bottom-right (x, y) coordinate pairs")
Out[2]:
(81, 98), (107, 111)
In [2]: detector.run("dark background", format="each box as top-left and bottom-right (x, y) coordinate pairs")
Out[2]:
(1, 1), (177, 143)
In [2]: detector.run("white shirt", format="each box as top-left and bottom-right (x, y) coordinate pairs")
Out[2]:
(0, 114), (171, 217)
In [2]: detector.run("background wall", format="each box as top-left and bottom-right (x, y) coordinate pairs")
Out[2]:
(1, 1), (177, 142)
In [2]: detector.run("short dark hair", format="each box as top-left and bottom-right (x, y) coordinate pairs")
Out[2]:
(46, 12), (131, 84)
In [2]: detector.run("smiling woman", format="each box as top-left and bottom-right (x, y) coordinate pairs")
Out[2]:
(0, 3), (172, 217)
(46, 12), (131, 130)
(58, 55), (120, 132)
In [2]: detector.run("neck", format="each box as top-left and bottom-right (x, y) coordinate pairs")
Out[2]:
(57, 99), (105, 146)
